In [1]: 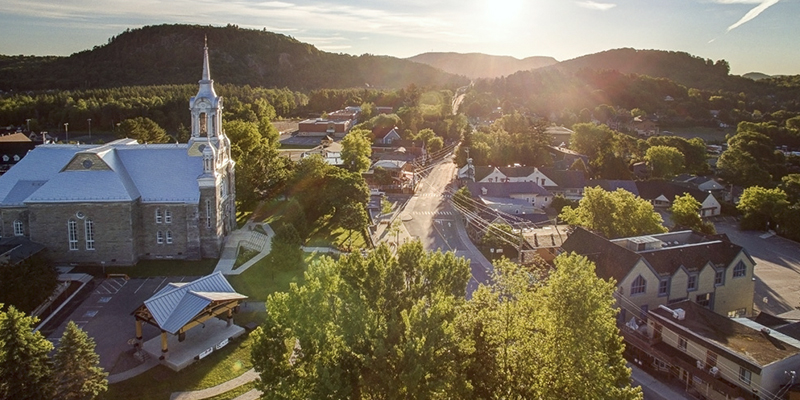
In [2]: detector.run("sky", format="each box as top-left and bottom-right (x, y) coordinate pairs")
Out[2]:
(0, 0), (798, 75)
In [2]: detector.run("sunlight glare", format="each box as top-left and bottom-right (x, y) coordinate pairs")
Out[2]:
(485, 0), (524, 24)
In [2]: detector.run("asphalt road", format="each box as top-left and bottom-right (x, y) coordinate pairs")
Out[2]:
(399, 157), (493, 296)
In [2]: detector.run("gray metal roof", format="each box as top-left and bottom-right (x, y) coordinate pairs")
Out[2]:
(0, 140), (205, 206)
(143, 272), (246, 334)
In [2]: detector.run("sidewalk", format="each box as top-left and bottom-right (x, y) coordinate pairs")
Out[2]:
(169, 369), (259, 400)
(630, 364), (691, 400)
(215, 222), (275, 275)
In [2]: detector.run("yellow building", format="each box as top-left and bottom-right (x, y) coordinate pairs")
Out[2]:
(561, 228), (756, 321)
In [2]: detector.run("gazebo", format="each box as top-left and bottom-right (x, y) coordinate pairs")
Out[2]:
(133, 272), (247, 370)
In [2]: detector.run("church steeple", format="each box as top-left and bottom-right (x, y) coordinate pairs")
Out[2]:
(189, 36), (223, 144)
(196, 35), (217, 99)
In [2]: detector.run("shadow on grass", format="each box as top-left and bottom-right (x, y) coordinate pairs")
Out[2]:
(72, 259), (218, 278)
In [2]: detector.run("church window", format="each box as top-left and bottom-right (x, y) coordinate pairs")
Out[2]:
(2, 155), (8, 162)
(206, 200), (212, 228)
(13, 220), (23, 236)
(85, 219), (95, 250)
(68, 220), (78, 251)
(12, 155), (19, 162)
(199, 113), (207, 136)
(157, 231), (164, 244)
(155, 209), (162, 224)
(165, 210), (172, 224)
(166, 230), (173, 244)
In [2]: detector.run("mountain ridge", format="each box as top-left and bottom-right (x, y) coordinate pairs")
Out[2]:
(407, 52), (558, 79)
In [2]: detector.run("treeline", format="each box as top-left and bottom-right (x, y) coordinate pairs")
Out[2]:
(0, 24), (467, 91)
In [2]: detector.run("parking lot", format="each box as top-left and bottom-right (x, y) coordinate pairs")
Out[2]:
(48, 275), (202, 373)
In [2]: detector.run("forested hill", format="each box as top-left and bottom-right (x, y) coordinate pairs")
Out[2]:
(407, 52), (558, 79)
(0, 24), (468, 91)
(545, 48), (756, 92)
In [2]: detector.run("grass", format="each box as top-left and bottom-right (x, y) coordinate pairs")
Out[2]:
(228, 252), (321, 302)
(233, 246), (260, 270)
(71, 258), (217, 278)
(102, 333), (255, 400)
(306, 215), (370, 251)
(204, 382), (258, 400)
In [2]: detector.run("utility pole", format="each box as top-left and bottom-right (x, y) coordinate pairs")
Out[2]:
(64, 123), (69, 143)
(87, 118), (92, 140)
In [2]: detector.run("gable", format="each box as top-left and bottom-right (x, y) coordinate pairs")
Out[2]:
(63, 153), (112, 172)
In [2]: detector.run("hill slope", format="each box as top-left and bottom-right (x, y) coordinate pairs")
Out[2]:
(0, 24), (467, 91)
(408, 52), (558, 79)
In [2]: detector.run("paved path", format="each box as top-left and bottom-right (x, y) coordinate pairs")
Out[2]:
(630, 364), (690, 400)
(215, 222), (275, 275)
(169, 369), (259, 400)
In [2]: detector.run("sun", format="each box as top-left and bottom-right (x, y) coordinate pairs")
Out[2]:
(484, 0), (524, 24)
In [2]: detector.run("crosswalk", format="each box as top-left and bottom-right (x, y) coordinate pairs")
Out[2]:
(416, 193), (452, 198)
(411, 211), (455, 216)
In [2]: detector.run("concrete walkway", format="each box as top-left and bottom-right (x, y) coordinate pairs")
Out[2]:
(169, 369), (259, 400)
(107, 356), (160, 384)
(215, 222), (275, 275)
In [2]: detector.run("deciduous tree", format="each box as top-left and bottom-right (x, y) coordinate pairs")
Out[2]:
(341, 128), (372, 173)
(560, 186), (667, 238)
(669, 194), (715, 234)
(117, 116), (170, 143)
(737, 186), (789, 230)
(645, 145), (684, 178)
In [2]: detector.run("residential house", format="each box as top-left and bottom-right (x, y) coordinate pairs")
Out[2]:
(371, 159), (415, 192)
(372, 126), (402, 145)
(674, 175), (726, 193)
(636, 180), (722, 217)
(623, 300), (800, 400)
(561, 227), (756, 321)
(0, 132), (35, 174)
(457, 164), (585, 201)
(297, 118), (352, 138)
(548, 145), (589, 170)
(545, 126), (574, 147)
(539, 168), (586, 200)
(465, 181), (552, 209)
(375, 106), (394, 114)
(589, 179), (640, 196)
(300, 140), (343, 166)
(629, 116), (659, 137)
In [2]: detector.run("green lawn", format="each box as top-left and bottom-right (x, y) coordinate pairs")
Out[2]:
(228, 252), (326, 303)
(306, 215), (370, 251)
(72, 259), (217, 278)
(102, 333), (255, 400)
(233, 246), (259, 270)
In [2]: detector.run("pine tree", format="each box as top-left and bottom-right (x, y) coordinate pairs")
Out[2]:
(0, 304), (54, 400)
(53, 321), (108, 400)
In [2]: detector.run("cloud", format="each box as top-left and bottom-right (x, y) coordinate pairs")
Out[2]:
(575, 1), (617, 11)
(722, 0), (781, 32)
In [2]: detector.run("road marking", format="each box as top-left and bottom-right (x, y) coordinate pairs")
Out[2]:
(134, 278), (148, 294)
(153, 277), (168, 293)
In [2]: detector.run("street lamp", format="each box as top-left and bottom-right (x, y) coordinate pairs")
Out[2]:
(87, 118), (92, 140)
(64, 123), (69, 143)
(25, 118), (31, 132)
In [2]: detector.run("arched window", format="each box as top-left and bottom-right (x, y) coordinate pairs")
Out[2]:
(156, 231), (164, 244)
(631, 275), (647, 295)
(199, 112), (207, 136)
(85, 219), (95, 250)
(166, 230), (173, 244)
(67, 220), (78, 250)
(13, 220), (23, 236)
(155, 209), (162, 224)
(733, 261), (747, 278)
(164, 210), (172, 224)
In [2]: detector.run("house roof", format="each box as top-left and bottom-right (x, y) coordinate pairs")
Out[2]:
(637, 239), (743, 275)
(0, 236), (45, 264)
(372, 126), (399, 140)
(472, 166), (496, 181)
(539, 168), (586, 189)
(0, 140), (205, 206)
(480, 196), (534, 208)
(466, 181), (550, 198)
(0, 132), (32, 143)
(651, 300), (800, 371)
(588, 180), (640, 196)
(143, 272), (246, 335)
(635, 180), (709, 203)
(373, 159), (407, 170)
(560, 227), (642, 281)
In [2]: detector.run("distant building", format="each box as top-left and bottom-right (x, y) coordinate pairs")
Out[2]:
(0, 41), (236, 266)
(297, 118), (353, 138)
(0, 132), (35, 174)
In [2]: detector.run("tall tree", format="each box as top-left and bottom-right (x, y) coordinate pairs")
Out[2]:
(737, 186), (789, 231)
(560, 186), (667, 238)
(669, 194), (715, 234)
(52, 321), (108, 400)
(251, 242), (471, 399)
(645, 145), (684, 178)
(0, 254), (58, 315)
(117, 116), (171, 143)
(459, 256), (642, 399)
(0, 305), (53, 400)
(341, 128), (372, 173)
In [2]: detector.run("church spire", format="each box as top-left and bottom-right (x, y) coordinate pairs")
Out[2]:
(202, 35), (211, 81)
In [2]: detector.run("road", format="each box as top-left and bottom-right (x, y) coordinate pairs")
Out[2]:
(399, 156), (493, 296)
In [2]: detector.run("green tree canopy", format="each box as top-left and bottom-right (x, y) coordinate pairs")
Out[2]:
(645, 145), (685, 178)
(224, 119), (290, 205)
(669, 194), (715, 234)
(341, 128), (372, 173)
(458, 255), (642, 399)
(117, 116), (171, 143)
(0, 305), (54, 400)
(251, 242), (471, 399)
(0, 255), (58, 315)
(737, 186), (789, 230)
(560, 186), (667, 238)
(53, 321), (108, 400)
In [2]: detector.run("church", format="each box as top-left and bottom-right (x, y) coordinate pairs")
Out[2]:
(0, 41), (236, 266)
